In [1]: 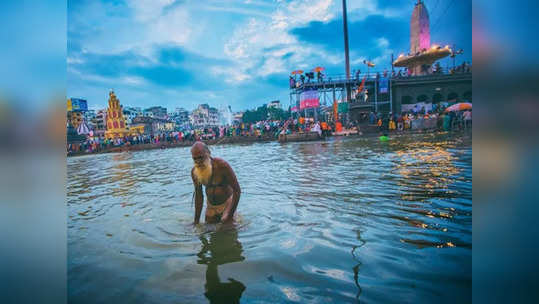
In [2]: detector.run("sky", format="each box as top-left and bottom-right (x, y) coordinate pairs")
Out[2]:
(67, 0), (472, 112)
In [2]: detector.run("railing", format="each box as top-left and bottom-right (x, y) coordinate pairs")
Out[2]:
(289, 66), (472, 89)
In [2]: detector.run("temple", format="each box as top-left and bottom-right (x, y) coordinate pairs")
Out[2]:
(411, 0), (430, 54)
(393, 0), (450, 75)
(104, 90), (129, 139)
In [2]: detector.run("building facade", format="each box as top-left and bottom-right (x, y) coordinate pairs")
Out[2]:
(171, 107), (190, 126)
(131, 116), (174, 135)
(123, 106), (142, 125)
(94, 109), (107, 132)
(190, 104), (219, 127)
(143, 106), (167, 119)
(105, 90), (129, 139)
(233, 112), (244, 124)
(66, 98), (88, 129)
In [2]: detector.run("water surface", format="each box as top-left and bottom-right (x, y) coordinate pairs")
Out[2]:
(68, 132), (472, 303)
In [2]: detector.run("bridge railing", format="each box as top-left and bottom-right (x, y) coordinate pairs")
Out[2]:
(289, 66), (472, 89)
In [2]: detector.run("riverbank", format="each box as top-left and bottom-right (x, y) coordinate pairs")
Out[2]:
(67, 134), (276, 157)
(67, 120), (471, 157)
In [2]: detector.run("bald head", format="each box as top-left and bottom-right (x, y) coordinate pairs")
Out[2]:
(191, 141), (210, 155)
(191, 141), (211, 167)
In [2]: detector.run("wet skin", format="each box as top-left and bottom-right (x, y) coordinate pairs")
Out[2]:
(191, 143), (241, 224)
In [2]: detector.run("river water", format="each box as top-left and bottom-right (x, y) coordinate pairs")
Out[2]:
(68, 132), (472, 303)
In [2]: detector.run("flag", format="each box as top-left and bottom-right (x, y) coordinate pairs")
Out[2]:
(379, 77), (388, 93)
(333, 100), (338, 120)
(357, 75), (366, 93)
(299, 90), (319, 110)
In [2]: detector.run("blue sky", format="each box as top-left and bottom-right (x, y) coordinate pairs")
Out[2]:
(67, 0), (471, 112)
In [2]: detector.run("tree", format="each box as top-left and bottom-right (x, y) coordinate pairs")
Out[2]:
(241, 104), (291, 123)
(268, 107), (290, 120)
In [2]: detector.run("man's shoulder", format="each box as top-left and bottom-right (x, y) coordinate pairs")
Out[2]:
(212, 157), (230, 168)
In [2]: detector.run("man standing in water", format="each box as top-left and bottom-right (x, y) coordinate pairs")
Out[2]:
(191, 142), (241, 224)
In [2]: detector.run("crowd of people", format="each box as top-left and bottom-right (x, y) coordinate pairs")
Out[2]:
(290, 62), (472, 89)
(67, 121), (289, 154)
(289, 71), (326, 88)
(367, 108), (472, 133)
(68, 107), (471, 155)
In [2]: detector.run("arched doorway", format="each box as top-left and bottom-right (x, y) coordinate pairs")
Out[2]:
(417, 94), (428, 102)
(462, 91), (472, 102)
(447, 92), (458, 101)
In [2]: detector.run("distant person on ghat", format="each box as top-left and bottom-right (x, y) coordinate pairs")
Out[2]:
(191, 142), (241, 224)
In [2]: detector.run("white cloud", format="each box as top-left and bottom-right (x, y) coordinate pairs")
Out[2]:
(219, 0), (339, 84)
(125, 0), (175, 22)
(215, 0), (402, 84)
(199, 3), (271, 18)
(211, 66), (250, 83)
(122, 76), (147, 86)
(70, 0), (400, 105)
(346, 0), (403, 21)
(67, 57), (84, 64)
(71, 0), (193, 62)
(349, 37), (393, 68)
(68, 67), (148, 87)
(376, 37), (390, 49)
(148, 7), (192, 47)
(259, 56), (287, 76)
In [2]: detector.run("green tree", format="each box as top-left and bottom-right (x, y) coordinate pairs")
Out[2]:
(242, 104), (291, 123)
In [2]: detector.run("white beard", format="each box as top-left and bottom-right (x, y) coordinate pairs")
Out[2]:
(193, 158), (212, 185)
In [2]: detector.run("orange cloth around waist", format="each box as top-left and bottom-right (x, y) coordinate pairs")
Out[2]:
(206, 202), (227, 218)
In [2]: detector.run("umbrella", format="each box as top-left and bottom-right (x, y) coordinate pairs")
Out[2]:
(291, 70), (304, 75)
(445, 102), (472, 112)
(312, 66), (325, 72)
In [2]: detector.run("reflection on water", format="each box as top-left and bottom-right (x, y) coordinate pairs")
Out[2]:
(198, 227), (246, 303)
(68, 132), (471, 303)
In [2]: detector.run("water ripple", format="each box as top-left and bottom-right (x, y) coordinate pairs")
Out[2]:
(68, 132), (472, 303)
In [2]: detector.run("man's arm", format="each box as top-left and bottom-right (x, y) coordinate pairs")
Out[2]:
(221, 161), (241, 223)
(192, 168), (204, 224)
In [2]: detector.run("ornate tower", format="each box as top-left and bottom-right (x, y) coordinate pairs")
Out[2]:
(105, 90), (128, 139)
(393, 0), (450, 75)
(410, 0), (430, 54)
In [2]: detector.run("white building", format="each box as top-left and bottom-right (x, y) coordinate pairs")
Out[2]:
(123, 106), (142, 125)
(143, 106), (167, 119)
(268, 100), (281, 109)
(93, 109), (107, 136)
(233, 111), (244, 124)
(171, 107), (190, 126)
(190, 104), (220, 127)
(84, 109), (96, 122)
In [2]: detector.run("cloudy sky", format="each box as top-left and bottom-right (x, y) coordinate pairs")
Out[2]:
(67, 0), (471, 112)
